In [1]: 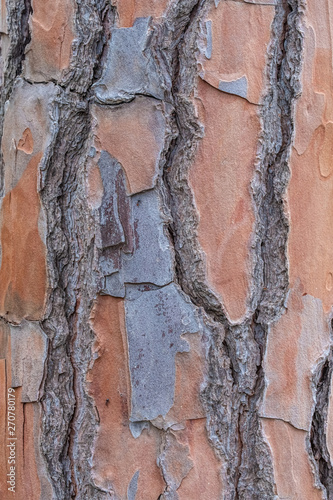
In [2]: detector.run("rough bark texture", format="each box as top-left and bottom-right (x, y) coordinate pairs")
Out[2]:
(0, 0), (333, 499)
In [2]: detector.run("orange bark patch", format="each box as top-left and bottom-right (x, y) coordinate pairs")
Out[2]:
(262, 418), (324, 499)
(177, 419), (223, 499)
(0, 380), (41, 498)
(4, 388), (41, 500)
(190, 80), (259, 322)
(25, 0), (74, 81)
(192, 0), (274, 321)
(165, 334), (205, 426)
(17, 128), (34, 155)
(92, 97), (165, 195)
(87, 163), (104, 210)
(15, 402), (42, 500)
(319, 122), (333, 178)
(262, 285), (330, 430)
(0, 153), (47, 323)
(0, 323), (50, 499)
(289, 136), (333, 312)
(88, 295), (165, 499)
(289, 0), (333, 310)
(116, 0), (170, 27)
(199, 1), (274, 104)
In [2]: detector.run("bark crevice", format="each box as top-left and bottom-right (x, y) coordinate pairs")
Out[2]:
(159, 0), (305, 498)
(39, 2), (117, 498)
(310, 337), (333, 498)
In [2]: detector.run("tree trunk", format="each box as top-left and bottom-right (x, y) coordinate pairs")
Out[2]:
(0, 0), (331, 498)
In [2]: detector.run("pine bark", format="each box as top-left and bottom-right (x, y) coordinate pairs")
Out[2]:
(0, 0), (332, 499)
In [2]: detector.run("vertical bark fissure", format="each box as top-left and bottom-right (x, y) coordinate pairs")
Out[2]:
(40, 95), (91, 499)
(310, 337), (333, 498)
(0, 0), (115, 494)
(39, 2), (116, 498)
(152, 2), (209, 497)
(254, 0), (303, 325)
(160, 0), (304, 498)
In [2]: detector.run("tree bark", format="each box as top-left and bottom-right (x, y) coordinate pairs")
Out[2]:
(0, 0), (331, 499)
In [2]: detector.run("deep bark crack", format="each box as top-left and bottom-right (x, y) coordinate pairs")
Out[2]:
(39, 2), (117, 498)
(310, 339), (333, 499)
(159, 0), (305, 498)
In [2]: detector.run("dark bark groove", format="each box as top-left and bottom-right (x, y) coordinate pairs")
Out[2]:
(160, 0), (305, 498)
(310, 339), (333, 498)
(39, 2), (116, 498)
